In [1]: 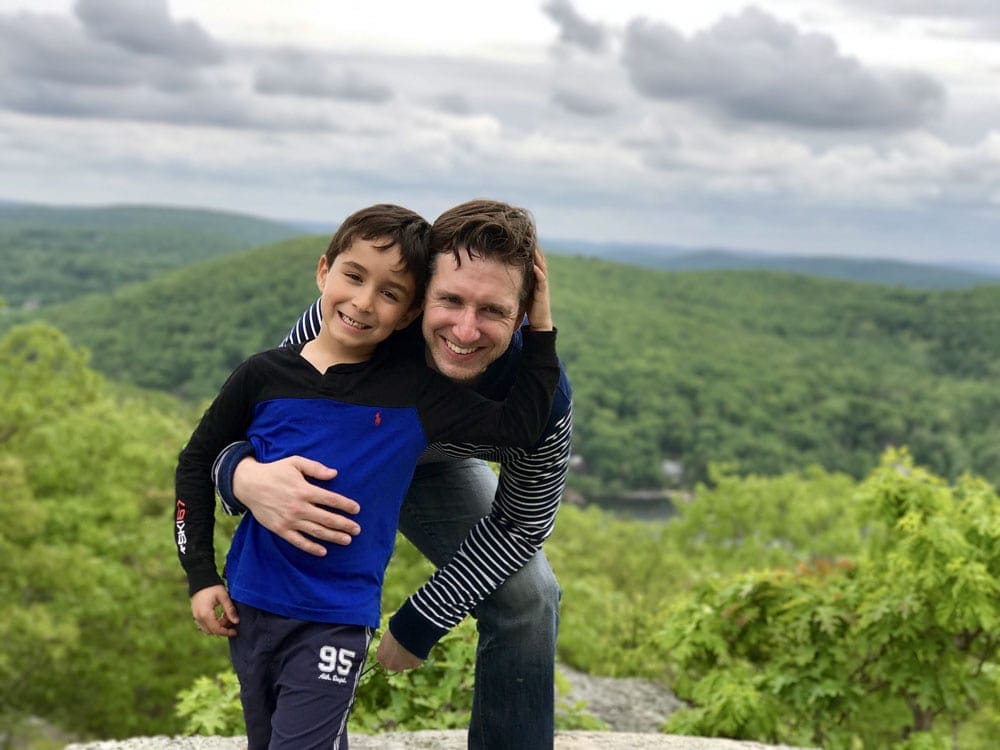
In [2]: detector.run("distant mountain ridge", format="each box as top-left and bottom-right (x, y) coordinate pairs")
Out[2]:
(0, 202), (303, 309)
(543, 239), (1000, 290)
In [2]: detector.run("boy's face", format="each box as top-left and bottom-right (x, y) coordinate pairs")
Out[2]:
(421, 251), (524, 385)
(314, 238), (420, 363)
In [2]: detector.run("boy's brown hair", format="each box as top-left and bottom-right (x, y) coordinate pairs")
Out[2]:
(429, 199), (537, 314)
(325, 204), (431, 307)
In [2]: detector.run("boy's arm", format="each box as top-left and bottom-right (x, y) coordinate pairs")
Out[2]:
(175, 361), (255, 600)
(386, 390), (573, 661)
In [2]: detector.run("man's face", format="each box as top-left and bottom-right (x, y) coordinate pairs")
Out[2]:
(421, 251), (525, 385)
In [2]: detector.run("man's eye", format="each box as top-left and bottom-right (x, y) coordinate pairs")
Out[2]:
(483, 307), (505, 318)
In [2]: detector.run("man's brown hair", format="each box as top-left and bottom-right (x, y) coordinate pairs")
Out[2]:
(429, 199), (537, 313)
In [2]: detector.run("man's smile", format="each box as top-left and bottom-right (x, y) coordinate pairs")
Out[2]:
(443, 338), (480, 355)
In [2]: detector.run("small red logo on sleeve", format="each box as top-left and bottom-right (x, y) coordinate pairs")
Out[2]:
(374, 411), (382, 426)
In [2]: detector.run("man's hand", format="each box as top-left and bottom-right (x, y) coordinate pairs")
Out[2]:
(233, 455), (362, 556)
(191, 585), (239, 637)
(377, 629), (424, 671)
(527, 247), (553, 331)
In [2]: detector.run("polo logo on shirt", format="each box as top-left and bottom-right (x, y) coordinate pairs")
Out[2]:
(374, 411), (382, 426)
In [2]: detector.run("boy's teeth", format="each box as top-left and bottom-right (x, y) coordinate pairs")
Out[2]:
(341, 313), (368, 329)
(445, 340), (476, 355)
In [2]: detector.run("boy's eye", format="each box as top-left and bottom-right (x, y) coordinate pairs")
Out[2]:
(344, 272), (363, 282)
(381, 289), (399, 302)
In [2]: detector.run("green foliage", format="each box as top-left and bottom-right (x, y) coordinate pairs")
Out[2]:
(21, 236), (323, 399)
(172, 618), (478, 738)
(351, 620), (478, 734)
(0, 204), (301, 310)
(656, 449), (1000, 749)
(10, 242), (1000, 495)
(176, 672), (244, 736)
(5, 327), (996, 750)
(554, 671), (609, 731)
(546, 243), (1000, 290)
(549, 466), (863, 678)
(554, 260), (1000, 493)
(0, 323), (233, 739)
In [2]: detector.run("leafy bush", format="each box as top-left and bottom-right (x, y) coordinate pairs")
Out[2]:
(657, 450), (1000, 749)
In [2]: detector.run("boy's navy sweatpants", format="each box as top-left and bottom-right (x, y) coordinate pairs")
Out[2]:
(229, 600), (373, 750)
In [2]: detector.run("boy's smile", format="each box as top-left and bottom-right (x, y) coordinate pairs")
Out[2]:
(304, 238), (419, 369)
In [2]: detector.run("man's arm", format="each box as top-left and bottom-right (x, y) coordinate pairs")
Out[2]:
(384, 396), (573, 662)
(213, 443), (361, 555)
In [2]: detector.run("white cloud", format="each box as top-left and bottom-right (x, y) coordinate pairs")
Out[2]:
(0, 0), (998, 262)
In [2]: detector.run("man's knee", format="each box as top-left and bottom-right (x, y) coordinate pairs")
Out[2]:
(475, 552), (560, 630)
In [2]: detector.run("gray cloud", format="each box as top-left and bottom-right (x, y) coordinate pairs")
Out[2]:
(254, 52), (393, 103)
(622, 6), (945, 131)
(841, 0), (1000, 36)
(551, 87), (616, 116)
(0, 11), (205, 91)
(74, 0), (224, 63)
(0, 71), (334, 130)
(0, 6), (358, 128)
(542, 0), (609, 53)
(844, 0), (1000, 19)
(429, 93), (473, 115)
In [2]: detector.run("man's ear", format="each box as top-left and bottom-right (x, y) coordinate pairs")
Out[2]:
(395, 306), (422, 331)
(315, 256), (330, 292)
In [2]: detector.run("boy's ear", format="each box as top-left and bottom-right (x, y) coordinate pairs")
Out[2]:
(315, 256), (330, 291)
(394, 306), (421, 331)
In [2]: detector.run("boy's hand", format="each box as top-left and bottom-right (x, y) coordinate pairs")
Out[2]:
(527, 247), (553, 332)
(191, 585), (239, 637)
(376, 629), (424, 671)
(234, 455), (362, 556)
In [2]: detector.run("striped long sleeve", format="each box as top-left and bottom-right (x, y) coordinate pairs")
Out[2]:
(388, 401), (572, 656)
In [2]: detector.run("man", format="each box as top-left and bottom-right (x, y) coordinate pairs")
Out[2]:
(213, 199), (573, 749)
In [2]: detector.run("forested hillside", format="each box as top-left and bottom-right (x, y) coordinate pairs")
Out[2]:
(0, 204), (301, 309)
(13, 240), (1000, 494)
(2, 323), (995, 749)
(545, 241), (1000, 289)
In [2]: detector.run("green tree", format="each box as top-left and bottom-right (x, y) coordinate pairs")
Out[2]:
(658, 449), (1000, 749)
(0, 324), (233, 739)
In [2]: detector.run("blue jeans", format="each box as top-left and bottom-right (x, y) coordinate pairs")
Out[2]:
(399, 457), (561, 750)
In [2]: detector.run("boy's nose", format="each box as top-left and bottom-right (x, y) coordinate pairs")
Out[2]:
(353, 288), (375, 312)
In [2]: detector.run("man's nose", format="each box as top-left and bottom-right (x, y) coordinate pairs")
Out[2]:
(452, 307), (479, 342)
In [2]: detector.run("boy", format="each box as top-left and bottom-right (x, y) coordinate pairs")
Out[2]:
(174, 204), (559, 749)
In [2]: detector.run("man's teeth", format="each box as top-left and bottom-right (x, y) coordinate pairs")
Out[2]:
(445, 340), (477, 355)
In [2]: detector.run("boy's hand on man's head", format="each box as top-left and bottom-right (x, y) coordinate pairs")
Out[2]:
(191, 585), (239, 637)
(527, 247), (553, 332)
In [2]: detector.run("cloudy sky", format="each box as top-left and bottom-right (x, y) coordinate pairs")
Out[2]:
(2, 0), (999, 263)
